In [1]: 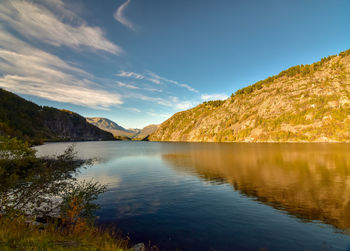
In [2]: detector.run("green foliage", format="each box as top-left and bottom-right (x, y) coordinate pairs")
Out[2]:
(0, 89), (49, 143)
(236, 127), (252, 139)
(61, 180), (107, 225)
(233, 52), (339, 97)
(203, 100), (225, 107)
(339, 49), (350, 58)
(0, 137), (102, 219)
(0, 137), (132, 250)
(0, 217), (129, 251)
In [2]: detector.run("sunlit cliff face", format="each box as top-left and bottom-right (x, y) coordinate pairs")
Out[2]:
(162, 143), (350, 231)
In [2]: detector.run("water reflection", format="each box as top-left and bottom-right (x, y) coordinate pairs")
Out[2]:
(162, 143), (350, 231)
(35, 142), (350, 250)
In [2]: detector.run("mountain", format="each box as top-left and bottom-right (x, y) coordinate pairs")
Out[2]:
(86, 117), (126, 131)
(131, 124), (159, 140)
(150, 49), (350, 142)
(86, 117), (159, 140)
(0, 89), (115, 143)
(86, 117), (135, 139)
(139, 124), (159, 138)
(162, 144), (350, 230)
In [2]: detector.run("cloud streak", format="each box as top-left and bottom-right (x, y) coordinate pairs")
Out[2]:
(0, 31), (123, 109)
(117, 81), (139, 89)
(114, 0), (136, 32)
(116, 70), (198, 92)
(147, 72), (199, 93)
(0, 0), (122, 54)
(116, 71), (144, 79)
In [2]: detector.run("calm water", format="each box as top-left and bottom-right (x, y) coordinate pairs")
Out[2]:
(35, 141), (350, 250)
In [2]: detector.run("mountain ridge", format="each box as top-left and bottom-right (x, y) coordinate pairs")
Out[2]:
(0, 89), (115, 143)
(150, 49), (350, 143)
(86, 117), (159, 140)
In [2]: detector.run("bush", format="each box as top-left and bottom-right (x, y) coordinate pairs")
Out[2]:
(0, 137), (131, 250)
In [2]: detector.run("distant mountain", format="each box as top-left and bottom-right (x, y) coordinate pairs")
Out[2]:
(0, 89), (115, 143)
(138, 124), (159, 139)
(86, 117), (135, 138)
(150, 49), (350, 142)
(86, 117), (127, 132)
(86, 117), (158, 140)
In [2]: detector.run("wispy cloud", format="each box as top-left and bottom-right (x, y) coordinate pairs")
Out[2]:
(117, 81), (139, 89)
(116, 71), (162, 85)
(116, 80), (162, 93)
(116, 71), (144, 79)
(147, 111), (172, 118)
(0, 0), (122, 54)
(0, 31), (123, 109)
(114, 0), (136, 32)
(128, 93), (196, 113)
(147, 72), (199, 93)
(116, 70), (198, 92)
(175, 101), (195, 110)
(126, 107), (141, 113)
(134, 94), (173, 107)
(146, 77), (161, 85)
(201, 93), (229, 101)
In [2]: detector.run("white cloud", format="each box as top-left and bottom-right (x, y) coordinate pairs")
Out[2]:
(116, 70), (163, 85)
(114, 0), (136, 32)
(134, 94), (173, 107)
(176, 101), (194, 110)
(116, 70), (198, 92)
(0, 75), (122, 110)
(143, 87), (162, 93)
(147, 78), (161, 85)
(147, 72), (199, 93)
(0, 30), (123, 109)
(128, 93), (196, 113)
(117, 81), (139, 89)
(116, 71), (145, 79)
(147, 112), (172, 118)
(201, 93), (229, 101)
(126, 107), (141, 113)
(0, 0), (122, 54)
(116, 80), (162, 92)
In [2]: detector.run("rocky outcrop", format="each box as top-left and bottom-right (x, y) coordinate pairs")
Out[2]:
(42, 109), (114, 141)
(150, 49), (350, 142)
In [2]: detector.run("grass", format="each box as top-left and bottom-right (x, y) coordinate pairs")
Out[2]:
(0, 216), (130, 251)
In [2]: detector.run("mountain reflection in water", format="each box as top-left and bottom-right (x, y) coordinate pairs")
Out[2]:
(162, 143), (350, 231)
(35, 142), (350, 250)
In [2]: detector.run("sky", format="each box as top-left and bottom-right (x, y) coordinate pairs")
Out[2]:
(0, 0), (349, 128)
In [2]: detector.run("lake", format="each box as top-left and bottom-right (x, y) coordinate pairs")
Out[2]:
(35, 141), (350, 250)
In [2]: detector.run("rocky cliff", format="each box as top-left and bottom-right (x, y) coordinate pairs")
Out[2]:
(150, 49), (350, 142)
(0, 89), (114, 143)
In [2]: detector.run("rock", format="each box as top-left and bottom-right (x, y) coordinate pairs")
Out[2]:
(131, 243), (145, 251)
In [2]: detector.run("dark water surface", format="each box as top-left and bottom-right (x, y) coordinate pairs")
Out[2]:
(35, 141), (350, 250)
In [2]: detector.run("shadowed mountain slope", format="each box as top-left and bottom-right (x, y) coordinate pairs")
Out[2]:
(0, 89), (114, 143)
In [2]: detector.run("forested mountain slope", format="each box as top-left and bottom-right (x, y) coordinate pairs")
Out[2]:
(0, 89), (114, 143)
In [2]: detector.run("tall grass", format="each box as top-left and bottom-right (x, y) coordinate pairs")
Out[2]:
(0, 216), (130, 251)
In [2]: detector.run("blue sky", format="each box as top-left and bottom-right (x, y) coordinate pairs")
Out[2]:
(0, 0), (349, 128)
